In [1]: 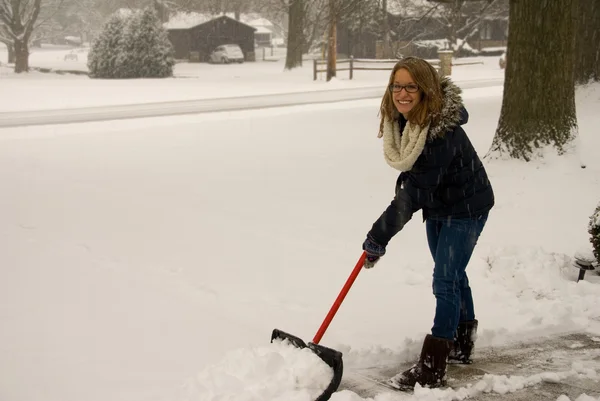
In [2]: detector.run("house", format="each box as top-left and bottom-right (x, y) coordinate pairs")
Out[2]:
(164, 13), (256, 62)
(246, 18), (274, 47)
(473, 17), (509, 51)
(337, 3), (508, 59)
(228, 14), (284, 48)
(252, 25), (273, 47)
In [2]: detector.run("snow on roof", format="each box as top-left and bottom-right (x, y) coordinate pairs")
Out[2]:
(164, 12), (259, 30)
(222, 13), (259, 24)
(254, 26), (272, 34)
(247, 18), (273, 27)
(163, 12), (214, 29)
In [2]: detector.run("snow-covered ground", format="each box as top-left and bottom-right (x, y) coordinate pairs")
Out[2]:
(1, 48), (600, 401)
(0, 45), (504, 111)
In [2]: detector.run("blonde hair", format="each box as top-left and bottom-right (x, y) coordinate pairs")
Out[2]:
(378, 57), (443, 136)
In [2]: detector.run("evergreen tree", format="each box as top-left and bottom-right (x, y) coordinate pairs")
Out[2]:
(87, 12), (128, 78)
(88, 8), (174, 79)
(130, 7), (175, 78)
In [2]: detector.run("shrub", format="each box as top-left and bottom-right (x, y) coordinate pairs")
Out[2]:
(590, 202), (600, 264)
(88, 7), (174, 79)
(87, 13), (127, 79)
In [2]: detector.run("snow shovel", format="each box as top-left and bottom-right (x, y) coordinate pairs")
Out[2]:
(271, 251), (367, 401)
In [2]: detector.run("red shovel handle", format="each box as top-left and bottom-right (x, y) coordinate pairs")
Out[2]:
(312, 251), (367, 344)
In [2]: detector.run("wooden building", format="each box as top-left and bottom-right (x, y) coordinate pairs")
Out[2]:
(166, 14), (256, 62)
(337, 11), (508, 59)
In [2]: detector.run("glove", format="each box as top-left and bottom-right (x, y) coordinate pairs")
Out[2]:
(364, 254), (380, 269)
(362, 235), (386, 269)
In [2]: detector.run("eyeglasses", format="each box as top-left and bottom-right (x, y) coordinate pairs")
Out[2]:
(389, 83), (419, 93)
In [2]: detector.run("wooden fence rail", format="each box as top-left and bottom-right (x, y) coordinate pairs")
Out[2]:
(313, 56), (482, 80)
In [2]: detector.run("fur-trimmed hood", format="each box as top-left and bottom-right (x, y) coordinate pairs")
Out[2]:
(427, 76), (468, 140)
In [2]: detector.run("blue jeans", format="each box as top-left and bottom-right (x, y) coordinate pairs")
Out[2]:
(426, 212), (488, 340)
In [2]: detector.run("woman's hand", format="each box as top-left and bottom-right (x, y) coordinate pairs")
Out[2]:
(362, 235), (386, 269)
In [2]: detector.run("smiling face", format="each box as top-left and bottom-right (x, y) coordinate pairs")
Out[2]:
(391, 68), (422, 117)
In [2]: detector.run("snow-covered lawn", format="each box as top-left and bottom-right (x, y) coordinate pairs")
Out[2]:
(0, 45), (505, 111)
(1, 48), (599, 401)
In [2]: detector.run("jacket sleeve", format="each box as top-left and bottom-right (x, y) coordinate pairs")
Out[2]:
(367, 130), (459, 247)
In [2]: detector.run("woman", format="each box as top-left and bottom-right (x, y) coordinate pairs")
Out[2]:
(362, 57), (494, 390)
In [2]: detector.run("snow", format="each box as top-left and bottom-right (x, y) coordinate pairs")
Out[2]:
(0, 47), (504, 111)
(180, 340), (333, 401)
(163, 12), (215, 30)
(1, 54), (600, 401)
(162, 12), (273, 30)
(254, 25), (273, 34)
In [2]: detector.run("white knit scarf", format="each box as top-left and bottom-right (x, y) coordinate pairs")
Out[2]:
(379, 118), (430, 172)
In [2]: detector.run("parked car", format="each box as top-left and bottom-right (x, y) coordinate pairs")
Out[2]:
(208, 44), (244, 64)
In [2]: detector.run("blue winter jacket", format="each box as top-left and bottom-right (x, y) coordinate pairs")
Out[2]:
(368, 78), (495, 247)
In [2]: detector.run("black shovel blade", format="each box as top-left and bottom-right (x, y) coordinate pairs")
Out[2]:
(271, 328), (308, 349)
(271, 329), (344, 401)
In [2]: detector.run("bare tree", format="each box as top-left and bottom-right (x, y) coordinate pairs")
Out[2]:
(153, 0), (168, 22)
(0, 0), (43, 72)
(172, 0), (257, 15)
(435, 0), (508, 53)
(338, 0), (380, 58)
(0, 22), (15, 63)
(325, 0), (335, 79)
(47, 0), (105, 45)
(301, 0), (326, 54)
(487, 0), (577, 161)
(380, 0), (391, 58)
(285, 0), (304, 69)
(575, 0), (600, 84)
(385, 0), (438, 56)
(324, 0), (363, 80)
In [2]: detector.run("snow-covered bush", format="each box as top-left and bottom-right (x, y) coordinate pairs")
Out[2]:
(88, 8), (174, 79)
(590, 203), (600, 264)
(87, 13), (127, 79)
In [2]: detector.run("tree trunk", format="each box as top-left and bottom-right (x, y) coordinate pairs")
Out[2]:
(285, 0), (304, 70)
(575, 0), (600, 84)
(153, 0), (168, 23)
(381, 0), (391, 58)
(1, 0), (42, 73)
(8, 44), (15, 63)
(326, 0), (337, 81)
(448, 4), (460, 50)
(487, 0), (577, 161)
(14, 39), (29, 73)
(3, 42), (15, 63)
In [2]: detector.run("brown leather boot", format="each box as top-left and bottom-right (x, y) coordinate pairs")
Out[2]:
(449, 319), (478, 364)
(389, 334), (453, 390)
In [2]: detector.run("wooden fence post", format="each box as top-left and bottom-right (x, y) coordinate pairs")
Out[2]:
(349, 55), (354, 80)
(437, 50), (454, 77)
